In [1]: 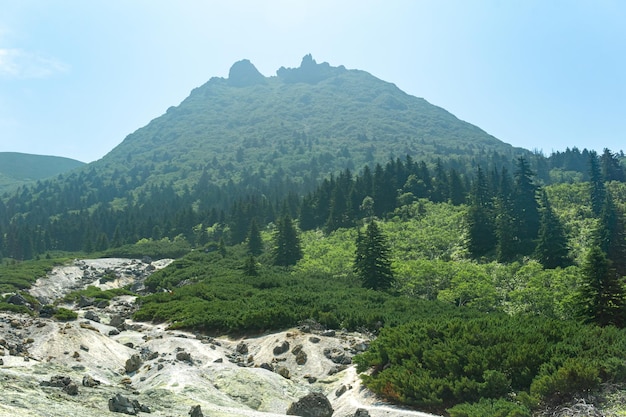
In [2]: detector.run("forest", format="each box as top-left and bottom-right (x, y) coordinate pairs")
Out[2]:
(1, 144), (626, 416)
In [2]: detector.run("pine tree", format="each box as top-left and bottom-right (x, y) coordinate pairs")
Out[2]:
(577, 245), (626, 327)
(495, 167), (516, 262)
(272, 213), (302, 267)
(354, 219), (394, 290)
(588, 150), (606, 216)
(466, 167), (496, 258)
(512, 157), (540, 255)
(246, 218), (263, 256)
(243, 255), (259, 276)
(534, 190), (570, 269)
(598, 193), (626, 278)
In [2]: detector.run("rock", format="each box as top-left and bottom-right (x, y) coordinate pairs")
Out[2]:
(10, 319), (21, 329)
(77, 295), (95, 308)
(176, 351), (192, 363)
(0, 358), (3, 365)
(354, 408), (371, 417)
(286, 392), (334, 417)
(7, 293), (29, 306)
(291, 344), (303, 355)
(108, 393), (138, 415)
(335, 384), (348, 397)
(213, 358), (223, 364)
(125, 354), (143, 374)
(273, 340), (290, 356)
(228, 59), (266, 87)
(259, 362), (274, 372)
(84, 310), (100, 322)
(63, 382), (79, 396)
(295, 350), (308, 365)
(309, 336), (321, 344)
(323, 347), (351, 365)
(80, 344), (89, 352)
(109, 315), (126, 330)
(236, 341), (248, 354)
(82, 374), (101, 387)
(276, 366), (291, 379)
(189, 405), (204, 417)
(321, 330), (336, 337)
(109, 328), (121, 336)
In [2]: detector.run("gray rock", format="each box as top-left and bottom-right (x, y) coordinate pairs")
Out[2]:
(189, 405), (204, 417)
(286, 392), (334, 417)
(82, 374), (101, 387)
(308, 336), (321, 344)
(176, 351), (192, 363)
(335, 384), (347, 397)
(63, 382), (79, 396)
(7, 293), (29, 306)
(273, 340), (290, 356)
(77, 295), (95, 308)
(276, 366), (291, 379)
(236, 341), (248, 354)
(108, 393), (137, 415)
(295, 350), (308, 365)
(109, 315), (126, 330)
(125, 354), (143, 374)
(354, 409), (371, 417)
(0, 358), (3, 365)
(84, 310), (100, 322)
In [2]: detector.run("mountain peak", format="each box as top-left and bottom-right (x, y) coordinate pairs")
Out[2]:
(228, 59), (266, 87)
(276, 54), (346, 84)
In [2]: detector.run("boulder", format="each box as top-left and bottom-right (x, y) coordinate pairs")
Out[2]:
(236, 341), (248, 355)
(63, 382), (79, 396)
(84, 310), (100, 322)
(286, 392), (334, 417)
(189, 405), (204, 417)
(176, 351), (192, 363)
(125, 354), (143, 374)
(108, 393), (151, 415)
(354, 409), (370, 417)
(295, 350), (308, 365)
(273, 340), (290, 356)
(82, 374), (101, 387)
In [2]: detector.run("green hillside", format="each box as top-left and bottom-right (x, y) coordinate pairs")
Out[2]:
(0, 152), (84, 194)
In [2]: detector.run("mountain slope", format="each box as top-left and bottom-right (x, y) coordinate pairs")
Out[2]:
(0, 152), (84, 194)
(94, 55), (526, 191)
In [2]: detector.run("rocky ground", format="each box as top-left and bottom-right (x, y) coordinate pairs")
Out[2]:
(0, 258), (441, 417)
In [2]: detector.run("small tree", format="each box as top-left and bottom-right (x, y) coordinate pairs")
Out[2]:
(246, 218), (263, 256)
(534, 190), (570, 269)
(272, 213), (302, 267)
(243, 255), (259, 276)
(354, 219), (394, 290)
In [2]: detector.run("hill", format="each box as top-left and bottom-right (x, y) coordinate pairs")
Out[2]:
(0, 152), (84, 194)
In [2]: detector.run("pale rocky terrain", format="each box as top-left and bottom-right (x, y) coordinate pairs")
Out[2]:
(0, 258), (441, 417)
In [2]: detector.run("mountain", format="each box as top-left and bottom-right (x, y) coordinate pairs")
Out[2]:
(92, 54), (526, 193)
(0, 55), (536, 258)
(0, 152), (85, 194)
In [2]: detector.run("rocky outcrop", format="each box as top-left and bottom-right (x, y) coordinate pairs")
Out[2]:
(287, 392), (334, 417)
(189, 405), (204, 417)
(108, 393), (151, 415)
(228, 59), (266, 87)
(125, 354), (143, 374)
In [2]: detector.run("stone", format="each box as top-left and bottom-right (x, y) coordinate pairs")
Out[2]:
(295, 350), (308, 365)
(176, 351), (192, 363)
(80, 344), (89, 352)
(109, 328), (120, 336)
(236, 341), (248, 354)
(189, 405), (204, 417)
(7, 293), (29, 306)
(108, 393), (137, 415)
(335, 384), (348, 397)
(276, 366), (291, 379)
(82, 374), (101, 387)
(109, 315), (126, 330)
(286, 392), (334, 417)
(77, 295), (95, 308)
(125, 354), (142, 374)
(84, 310), (100, 322)
(354, 409), (371, 417)
(273, 340), (290, 356)
(0, 358), (3, 365)
(309, 336), (321, 344)
(63, 382), (79, 395)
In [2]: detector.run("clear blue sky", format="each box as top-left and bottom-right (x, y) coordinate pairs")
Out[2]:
(1, 0), (624, 163)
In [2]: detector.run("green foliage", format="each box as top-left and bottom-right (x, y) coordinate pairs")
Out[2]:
(354, 220), (394, 290)
(0, 257), (69, 294)
(271, 213), (302, 267)
(63, 285), (134, 305)
(448, 398), (531, 417)
(354, 315), (626, 414)
(54, 307), (78, 321)
(103, 237), (191, 259)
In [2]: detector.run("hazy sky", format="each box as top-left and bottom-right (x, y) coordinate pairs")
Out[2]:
(1, 1), (624, 163)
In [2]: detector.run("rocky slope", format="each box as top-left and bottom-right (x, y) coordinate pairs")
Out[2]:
(0, 258), (440, 417)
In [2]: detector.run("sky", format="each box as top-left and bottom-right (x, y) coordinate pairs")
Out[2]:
(1, 0), (624, 163)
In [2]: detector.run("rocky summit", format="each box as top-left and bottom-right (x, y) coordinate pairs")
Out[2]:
(0, 258), (438, 417)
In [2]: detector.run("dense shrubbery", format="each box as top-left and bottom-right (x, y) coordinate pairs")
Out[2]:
(63, 285), (134, 305)
(354, 315), (626, 414)
(0, 257), (69, 294)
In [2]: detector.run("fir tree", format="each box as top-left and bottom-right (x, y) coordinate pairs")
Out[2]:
(354, 219), (394, 290)
(577, 245), (626, 327)
(588, 150), (606, 216)
(272, 213), (302, 267)
(512, 157), (540, 255)
(534, 190), (570, 269)
(243, 255), (259, 276)
(246, 218), (263, 256)
(466, 167), (496, 258)
(598, 193), (626, 278)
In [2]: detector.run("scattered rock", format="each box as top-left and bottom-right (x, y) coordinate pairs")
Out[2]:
(82, 374), (101, 387)
(108, 393), (150, 415)
(323, 347), (351, 364)
(286, 392), (334, 417)
(236, 341), (248, 355)
(336, 384), (348, 397)
(321, 330), (336, 337)
(63, 382), (79, 396)
(77, 296), (95, 308)
(309, 336), (321, 344)
(354, 408), (371, 417)
(109, 328), (121, 336)
(259, 362), (274, 372)
(295, 350), (308, 365)
(276, 366), (291, 379)
(273, 340), (290, 356)
(80, 344), (89, 352)
(125, 354), (143, 374)
(176, 351), (192, 363)
(0, 358), (3, 365)
(213, 358), (223, 364)
(189, 405), (204, 417)
(7, 293), (29, 306)
(84, 310), (100, 322)
(109, 315), (126, 330)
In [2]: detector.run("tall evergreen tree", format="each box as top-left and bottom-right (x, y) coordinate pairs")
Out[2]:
(246, 218), (263, 256)
(598, 193), (626, 278)
(577, 245), (626, 327)
(272, 213), (302, 267)
(354, 219), (394, 290)
(512, 157), (540, 255)
(495, 167), (516, 262)
(466, 167), (496, 258)
(588, 150), (606, 216)
(534, 190), (570, 269)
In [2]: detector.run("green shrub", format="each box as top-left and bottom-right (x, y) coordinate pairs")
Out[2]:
(448, 398), (531, 417)
(54, 307), (78, 321)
